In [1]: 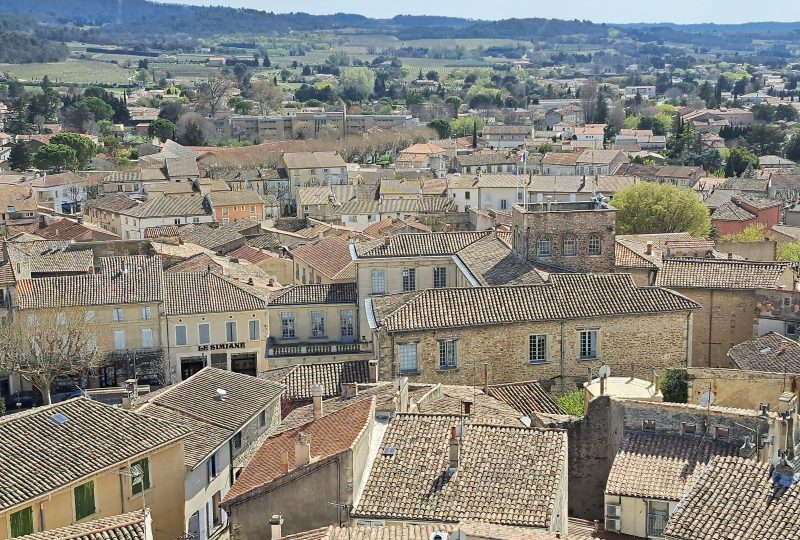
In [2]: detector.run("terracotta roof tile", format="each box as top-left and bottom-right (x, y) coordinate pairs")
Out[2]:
(655, 259), (790, 289)
(280, 360), (371, 401)
(15, 511), (148, 540)
(227, 245), (272, 264)
(352, 414), (567, 528)
(455, 235), (544, 286)
(222, 398), (374, 506)
(269, 283), (357, 305)
(605, 433), (738, 500)
(663, 456), (800, 540)
(354, 231), (488, 258)
(727, 332), (800, 374)
(487, 381), (566, 417)
(292, 236), (355, 281)
(163, 272), (265, 315)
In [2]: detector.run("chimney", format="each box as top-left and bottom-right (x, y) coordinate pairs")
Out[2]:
(462, 399), (472, 416)
(482, 362), (489, 394)
(279, 451), (290, 474)
(448, 426), (460, 471)
(368, 360), (378, 383)
(269, 515), (283, 539)
(341, 382), (358, 398)
(645, 241), (653, 255)
(311, 384), (323, 420)
(728, 252), (733, 260)
(295, 432), (311, 468)
(383, 236), (391, 246)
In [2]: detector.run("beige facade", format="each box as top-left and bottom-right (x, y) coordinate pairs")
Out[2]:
(687, 367), (800, 410)
(0, 443), (186, 540)
(374, 312), (693, 389)
(602, 495), (677, 539)
(166, 310), (267, 380)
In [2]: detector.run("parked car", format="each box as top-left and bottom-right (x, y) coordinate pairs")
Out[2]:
(4, 391), (43, 411)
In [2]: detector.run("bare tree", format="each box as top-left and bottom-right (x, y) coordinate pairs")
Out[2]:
(249, 80), (284, 115)
(196, 75), (234, 116)
(0, 311), (103, 404)
(293, 121), (313, 140)
(579, 83), (598, 124)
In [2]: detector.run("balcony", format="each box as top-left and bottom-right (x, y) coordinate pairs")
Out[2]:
(267, 341), (371, 358)
(647, 513), (668, 538)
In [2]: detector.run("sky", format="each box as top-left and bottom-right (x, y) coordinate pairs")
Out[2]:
(157, 0), (798, 24)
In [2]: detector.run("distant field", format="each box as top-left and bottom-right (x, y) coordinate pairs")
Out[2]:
(402, 38), (527, 49)
(0, 58), (133, 86)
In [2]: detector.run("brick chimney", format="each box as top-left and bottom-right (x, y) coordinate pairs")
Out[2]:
(368, 360), (378, 383)
(269, 515), (283, 539)
(312, 384), (323, 420)
(645, 241), (653, 255)
(448, 426), (460, 472)
(295, 432), (311, 468)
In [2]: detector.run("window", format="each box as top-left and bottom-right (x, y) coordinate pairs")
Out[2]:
(112, 308), (124, 322)
(517, 191), (523, 202)
(681, 422), (697, 435)
(588, 234), (602, 255)
(114, 330), (125, 350)
(248, 319), (260, 341)
(10, 507), (34, 537)
(258, 410), (266, 428)
(642, 419), (656, 431)
(130, 458), (151, 495)
(74, 481), (96, 520)
(233, 432), (242, 450)
(348, 215), (357, 223)
(140, 306), (152, 320)
(311, 311), (325, 337)
(537, 236), (552, 257)
(433, 267), (447, 288)
(371, 269), (386, 294)
(500, 199), (508, 210)
(207, 453), (218, 481)
(579, 330), (598, 360)
(563, 235), (577, 256)
(141, 328), (153, 348)
(225, 321), (237, 342)
(647, 501), (669, 538)
(340, 310), (354, 338)
(401, 268), (416, 291)
(175, 325), (187, 346)
(84, 310), (95, 322)
(529, 335), (548, 364)
(714, 426), (730, 439)
(398, 343), (418, 373)
(281, 312), (296, 339)
(438, 339), (458, 369)
(465, 191), (471, 200)
(250, 205), (256, 215)
(222, 207), (229, 216)
(198, 323), (210, 345)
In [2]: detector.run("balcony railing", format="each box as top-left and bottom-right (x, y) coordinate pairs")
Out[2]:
(268, 341), (371, 358)
(647, 513), (668, 538)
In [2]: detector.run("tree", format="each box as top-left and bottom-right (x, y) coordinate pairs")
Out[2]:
(8, 142), (32, 171)
(777, 242), (800, 264)
(445, 96), (461, 118)
(595, 93), (608, 125)
(746, 124), (787, 156)
(158, 101), (186, 124)
(718, 223), (767, 243)
(232, 63), (251, 88)
(450, 116), (484, 137)
(33, 144), (79, 172)
(785, 134), (800, 162)
(725, 147), (759, 177)
(612, 183), (711, 237)
(75, 97), (114, 122)
(50, 133), (97, 170)
(228, 96), (253, 115)
(579, 83), (598, 123)
(659, 369), (688, 403)
(148, 118), (176, 143)
(262, 52), (271, 67)
(196, 75), (233, 115)
(293, 120), (313, 140)
(0, 311), (102, 405)
(250, 80), (283, 115)
(176, 113), (213, 146)
(427, 119), (451, 139)
(339, 67), (375, 102)
(775, 104), (799, 122)
(555, 389), (584, 416)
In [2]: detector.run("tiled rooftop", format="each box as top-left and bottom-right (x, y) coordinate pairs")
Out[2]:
(655, 259), (790, 289)
(352, 414), (567, 528)
(163, 272), (265, 315)
(353, 231), (488, 258)
(663, 456), (800, 540)
(278, 360), (371, 401)
(454, 234), (544, 286)
(14, 511), (149, 540)
(487, 381), (567, 417)
(269, 283), (357, 305)
(292, 235), (356, 281)
(727, 332), (800, 374)
(605, 432), (738, 500)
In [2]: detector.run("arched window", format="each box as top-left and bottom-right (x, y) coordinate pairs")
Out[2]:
(588, 234), (602, 255)
(537, 236), (552, 257)
(563, 235), (577, 256)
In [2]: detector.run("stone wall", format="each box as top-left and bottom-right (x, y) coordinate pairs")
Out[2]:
(512, 204), (616, 272)
(677, 289), (757, 368)
(376, 312), (692, 391)
(687, 367), (800, 410)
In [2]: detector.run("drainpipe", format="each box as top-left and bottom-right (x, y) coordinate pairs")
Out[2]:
(559, 321), (565, 393)
(707, 291), (714, 367)
(685, 313), (692, 367)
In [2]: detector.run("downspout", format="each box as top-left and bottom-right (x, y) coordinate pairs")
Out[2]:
(685, 313), (692, 367)
(559, 321), (565, 393)
(707, 291), (714, 367)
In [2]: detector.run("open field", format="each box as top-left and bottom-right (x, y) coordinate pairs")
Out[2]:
(0, 58), (133, 86)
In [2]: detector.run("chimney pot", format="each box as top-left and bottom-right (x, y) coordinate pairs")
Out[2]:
(645, 241), (653, 255)
(295, 432), (311, 468)
(312, 384), (323, 420)
(280, 451), (290, 473)
(448, 426), (460, 471)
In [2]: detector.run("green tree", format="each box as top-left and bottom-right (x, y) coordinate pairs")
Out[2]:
(556, 389), (584, 417)
(725, 147), (759, 177)
(612, 183), (711, 237)
(75, 97), (114, 122)
(33, 143), (79, 172)
(8, 142), (32, 171)
(451, 116), (484, 137)
(50, 133), (97, 170)
(659, 369), (688, 403)
(427, 119), (451, 139)
(718, 223), (767, 243)
(745, 124), (786, 156)
(148, 118), (176, 142)
(445, 96), (461, 118)
(784, 133), (800, 162)
(339, 67), (375, 101)
(595, 93), (608, 124)
(777, 242), (800, 264)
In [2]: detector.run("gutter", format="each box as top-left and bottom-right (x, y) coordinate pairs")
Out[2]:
(451, 255), (481, 287)
(364, 298), (378, 329)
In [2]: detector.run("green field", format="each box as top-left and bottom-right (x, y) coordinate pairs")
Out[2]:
(0, 58), (133, 86)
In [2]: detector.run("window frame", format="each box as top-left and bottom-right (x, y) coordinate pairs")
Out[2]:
(438, 339), (458, 370)
(113, 330), (125, 350)
(112, 307), (124, 322)
(401, 267), (416, 292)
(537, 236), (552, 257)
(73, 481), (96, 521)
(433, 267), (447, 288)
(9, 507), (34, 538)
(281, 312), (296, 339)
(340, 309), (355, 338)
(174, 324), (188, 346)
(563, 235), (577, 256)
(248, 319), (260, 341)
(398, 342), (419, 373)
(130, 458), (151, 496)
(310, 310), (326, 338)
(198, 323), (210, 345)
(588, 233), (602, 256)
(225, 321), (237, 343)
(371, 269), (386, 295)
(141, 328), (153, 348)
(140, 306), (152, 320)
(579, 329), (599, 360)
(528, 334), (548, 364)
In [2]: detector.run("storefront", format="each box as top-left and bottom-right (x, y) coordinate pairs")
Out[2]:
(177, 342), (262, 381)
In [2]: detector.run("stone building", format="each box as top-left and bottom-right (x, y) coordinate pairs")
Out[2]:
(655, 258), (794, 368)
(366, 273), (699, 389)
(512, 200), (617, 272)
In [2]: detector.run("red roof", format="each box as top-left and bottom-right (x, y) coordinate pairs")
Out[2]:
(222, 397), (374, 506)
(227, 245), (274, 264)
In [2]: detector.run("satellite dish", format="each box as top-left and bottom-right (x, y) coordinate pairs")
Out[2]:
(598, 365), (611, 379)
(698, 390), (715, 408)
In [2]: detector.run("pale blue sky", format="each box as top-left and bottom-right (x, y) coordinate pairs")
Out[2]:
(159, 0), (797, 24)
